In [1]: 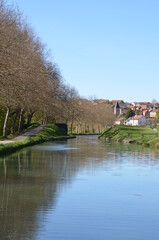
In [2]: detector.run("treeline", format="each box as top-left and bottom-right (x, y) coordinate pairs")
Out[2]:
(0, 1), (114, 137)
(72, 99), (115, 134)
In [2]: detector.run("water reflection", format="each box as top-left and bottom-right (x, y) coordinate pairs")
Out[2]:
(0, 136), (159, 239)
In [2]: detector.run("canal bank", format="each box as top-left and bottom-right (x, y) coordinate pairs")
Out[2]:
(0, 124), (75, 155)
(100, 125), (159, 148)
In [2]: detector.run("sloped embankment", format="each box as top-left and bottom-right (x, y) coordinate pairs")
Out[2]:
(0, 124), (74, 155)
(100, 125), (159, 147)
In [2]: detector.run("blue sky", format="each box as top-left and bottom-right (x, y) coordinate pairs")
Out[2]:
(8, 0), (159, 102)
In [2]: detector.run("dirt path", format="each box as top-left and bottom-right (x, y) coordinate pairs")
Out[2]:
(0, 124), (46, 145)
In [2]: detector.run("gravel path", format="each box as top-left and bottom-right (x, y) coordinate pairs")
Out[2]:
(0, 124), (46, 145)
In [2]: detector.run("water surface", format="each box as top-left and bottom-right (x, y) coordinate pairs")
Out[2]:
(0, 136), (159, 240)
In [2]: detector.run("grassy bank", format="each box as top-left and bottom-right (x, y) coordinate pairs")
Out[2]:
(0, 124), (75, 155)
(73, 133), (100, 136)
(100, 125), (159, 148)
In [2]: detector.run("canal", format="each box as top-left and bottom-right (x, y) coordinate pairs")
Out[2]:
(0, 136), (159, 240)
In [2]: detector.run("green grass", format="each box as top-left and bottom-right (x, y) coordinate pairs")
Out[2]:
(0, 124), (74, 156)
(100, 125), (159, 147)
(36, 124), (67, 139)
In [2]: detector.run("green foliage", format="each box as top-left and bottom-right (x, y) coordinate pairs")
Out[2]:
(124, 108), (135, 119)
(32, 112), (43, 124)
(155, 111), (159, 119)
(135, 109), (139, 115)
(36, 124), (66, 139)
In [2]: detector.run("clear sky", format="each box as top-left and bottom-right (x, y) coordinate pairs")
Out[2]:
(8, 0), (159, 102)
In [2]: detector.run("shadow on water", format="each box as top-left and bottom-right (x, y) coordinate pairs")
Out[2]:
(0, 136), (159, 239)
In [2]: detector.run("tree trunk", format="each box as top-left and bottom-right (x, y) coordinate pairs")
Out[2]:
(11, 110), (19, 135)
(70, 116), (74, 134)
(3, 107), (10, 138)
(27, 112), (35, 126)
(70, 121), (74, 134)
(80, 123), (82, 133)
(98, 125), (100, 133)
(18, 109), (24, 133)
(42, 112), (48, 124)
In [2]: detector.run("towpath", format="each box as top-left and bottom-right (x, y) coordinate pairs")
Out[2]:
(0, 124), (45, 145)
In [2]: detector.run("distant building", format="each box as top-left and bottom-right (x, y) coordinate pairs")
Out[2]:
(114, 118), (125, 125)
(132, 102), (152, 110)
(112, 100), (125, 105)
(120, 107), (128, 115)
(143, 110), (150, 118)
(150, 110), (158, 118)
(125, 115), (147, 126)
(153, 103), (159, 108)
(114, 102), (121, 116)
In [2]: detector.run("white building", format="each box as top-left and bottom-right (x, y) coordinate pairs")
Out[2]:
(150, 110), (158, 118)
(125, 115), (147, 126)
(114, 118), (125, 125)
